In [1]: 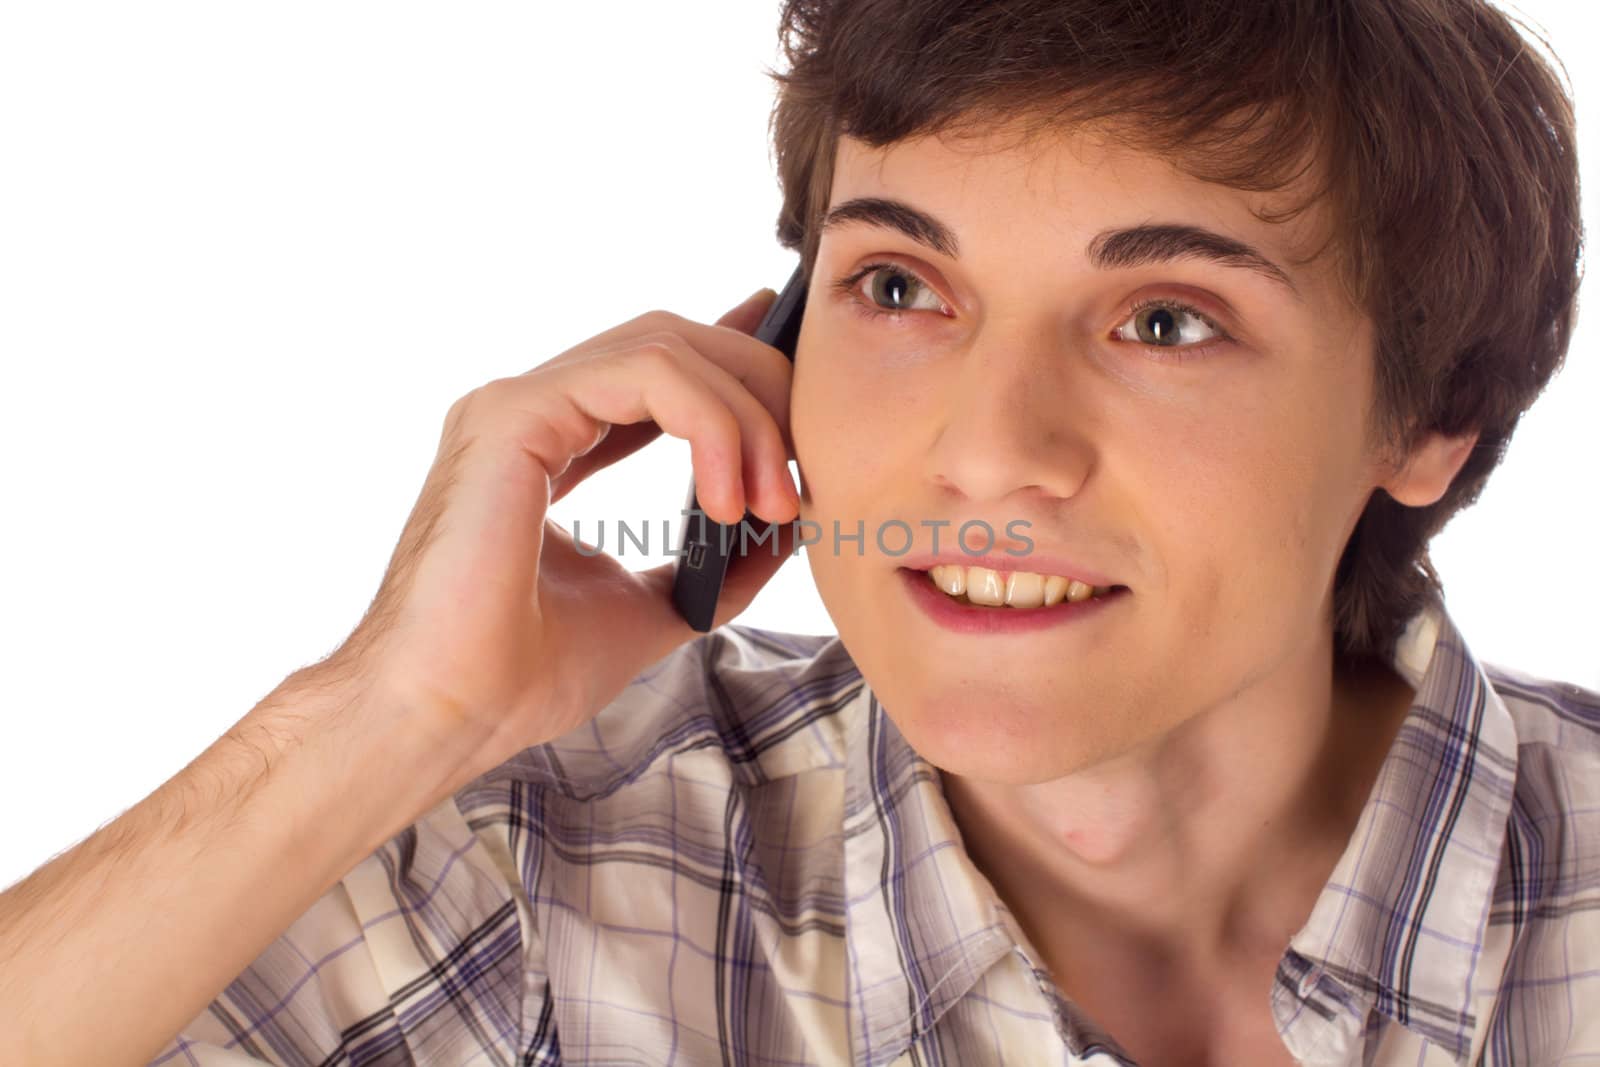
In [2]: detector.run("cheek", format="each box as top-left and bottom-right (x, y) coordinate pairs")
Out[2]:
(1140, 405), (1356, 664)
(791, 336), (928, 502)
(790, 347), (864, 606)
(789, 350), (841, 501)
(1125, 404), (1320, 625)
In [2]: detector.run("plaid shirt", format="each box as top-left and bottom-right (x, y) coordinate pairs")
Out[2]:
(151, 595), (1599, 1066)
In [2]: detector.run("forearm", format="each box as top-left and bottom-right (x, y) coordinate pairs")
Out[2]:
(0, 664), (493, 1067)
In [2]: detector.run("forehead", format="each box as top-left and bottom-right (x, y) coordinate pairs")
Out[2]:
(824, 120), (1342, 303)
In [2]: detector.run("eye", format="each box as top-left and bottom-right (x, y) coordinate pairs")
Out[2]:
(1112, 298), (1230, 359)
(832, 261), (949, 320)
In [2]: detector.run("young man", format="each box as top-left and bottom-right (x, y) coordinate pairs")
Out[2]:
(2, 0), (1594, 1065)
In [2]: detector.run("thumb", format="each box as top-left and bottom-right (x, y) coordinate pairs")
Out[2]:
(716, 286), (779, 334)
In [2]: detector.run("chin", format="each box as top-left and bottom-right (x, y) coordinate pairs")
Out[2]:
(877, 688), (1129, 786)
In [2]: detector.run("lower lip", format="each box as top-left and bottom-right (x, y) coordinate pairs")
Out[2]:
(898, 567), (1128, 635)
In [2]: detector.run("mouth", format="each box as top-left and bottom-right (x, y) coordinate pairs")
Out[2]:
(896, 564), (1129, 634)
(905, 562), (1129, 609)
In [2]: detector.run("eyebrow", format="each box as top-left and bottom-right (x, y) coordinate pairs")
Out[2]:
(819, 195), (1303, 301)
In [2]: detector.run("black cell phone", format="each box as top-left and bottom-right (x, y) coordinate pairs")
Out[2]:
(670, 263), (807, 632)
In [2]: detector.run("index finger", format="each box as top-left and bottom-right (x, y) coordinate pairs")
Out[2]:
(569, 310), (797, 453)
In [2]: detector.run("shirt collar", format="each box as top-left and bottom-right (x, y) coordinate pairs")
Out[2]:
(1275, 597), (1519, 1065)
(840, 681), (1017, 1066)
(842, 595), (1519, 1067)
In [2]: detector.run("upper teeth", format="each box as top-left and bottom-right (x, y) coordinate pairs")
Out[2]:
(928, 564), (1110, 607)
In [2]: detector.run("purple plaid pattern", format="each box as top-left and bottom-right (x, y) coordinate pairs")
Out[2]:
(149, 595), (1598, 1065)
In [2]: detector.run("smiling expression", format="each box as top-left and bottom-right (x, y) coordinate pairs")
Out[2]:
(789, 121), (1395, 784)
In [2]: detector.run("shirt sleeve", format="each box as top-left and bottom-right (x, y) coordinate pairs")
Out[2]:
(144, 788), (553, 1066)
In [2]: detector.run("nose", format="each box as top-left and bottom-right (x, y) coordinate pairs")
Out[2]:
(921, 317), (1097, 506)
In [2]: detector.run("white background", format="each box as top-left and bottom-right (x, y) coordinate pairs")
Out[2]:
(1, 2), (1593, 892)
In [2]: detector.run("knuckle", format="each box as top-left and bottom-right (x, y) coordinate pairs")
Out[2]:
(632, 335), (684, 371)
(445, 388), (479, 425)
(628, 308), (686, 335)
(639, 308), (688, 330)
(449, 376), (521, 428)
(464, 378), (506, 410)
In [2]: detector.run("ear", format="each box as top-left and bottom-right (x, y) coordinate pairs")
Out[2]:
(1378, 429), (1479, 507)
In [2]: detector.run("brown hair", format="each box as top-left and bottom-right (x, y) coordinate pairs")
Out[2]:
(764, 0), (1583, 661)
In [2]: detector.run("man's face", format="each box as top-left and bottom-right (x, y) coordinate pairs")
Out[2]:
(789, 122), (1388, 785)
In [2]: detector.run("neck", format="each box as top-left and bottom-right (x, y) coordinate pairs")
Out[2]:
(941, 627), (1415, 975)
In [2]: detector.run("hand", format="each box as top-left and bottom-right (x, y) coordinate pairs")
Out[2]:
(320, 287), (801, 766)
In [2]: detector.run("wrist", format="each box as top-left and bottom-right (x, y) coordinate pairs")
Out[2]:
(239, 663), (496, 870)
